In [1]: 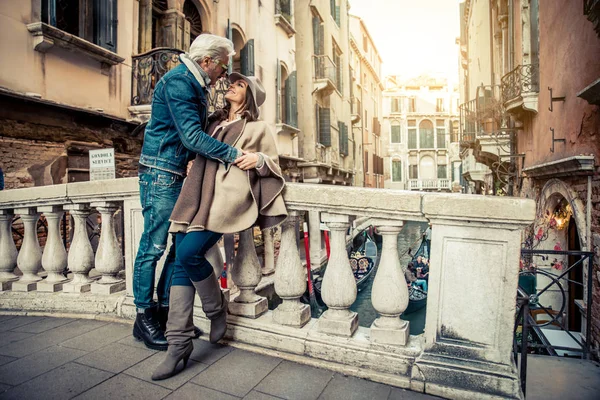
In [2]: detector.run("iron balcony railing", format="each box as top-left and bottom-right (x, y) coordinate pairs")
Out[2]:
(458, 85), (511, 143)
(313, 55), (337, 88)
(514, 249), (594, 397)
(501, 63), (540, 105)
(131, 47), (183, 106)
(584, 0), (600, 37)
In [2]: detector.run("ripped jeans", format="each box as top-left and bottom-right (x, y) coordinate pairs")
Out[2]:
(133, 166), (184, 310)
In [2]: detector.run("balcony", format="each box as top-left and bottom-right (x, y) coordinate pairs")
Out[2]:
(408, 178), (451, 191)
(372, 117), (381, 135)
(501, 63), (539, 113)
(130, 47), (184, 121)
(462, 152), (489, 183)
(275, 0), (295, 37)
(313, 55), (337, 96)
(0, 178), (535, 398)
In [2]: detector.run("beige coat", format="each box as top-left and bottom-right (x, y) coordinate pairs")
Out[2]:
(170, 117), (287, 234)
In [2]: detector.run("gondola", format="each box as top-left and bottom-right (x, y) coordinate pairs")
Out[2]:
(403, 235), (428, 315)
(312, 228), (379, 305)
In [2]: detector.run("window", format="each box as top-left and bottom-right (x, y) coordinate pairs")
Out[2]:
(408, 97), (416, 112)
(392, 160), (402, 182)
(419, 120), (434, 149)
(391, 121), (401, 144)
(316, 105), (331, 146)
(279, 68), (298, 127)
(312, 12), (324, 55)
(436, 98), (445, 112)
(391, 97), (401, 113)
(363, 35), (368, 52)
(364, 151), (370, 173)
(407, 120), (417, 149)
(437, 165), (447, 179)
(332, 40), (342, 92)
(240, 39), (255, 76)
(338, 121), (349, 156)
(330, 0), (340, 26)
(436, 120), (446, 149)
(409, 164), (418, 179)
(42, 0), (118, 52)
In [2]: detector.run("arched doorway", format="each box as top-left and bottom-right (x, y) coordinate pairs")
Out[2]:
(183, 0), (203, 44)
(419, 156), (435, 179)
(419, 120), (434, 148)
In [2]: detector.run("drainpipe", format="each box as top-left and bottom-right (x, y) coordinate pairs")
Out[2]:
(489, 1), (495, 86)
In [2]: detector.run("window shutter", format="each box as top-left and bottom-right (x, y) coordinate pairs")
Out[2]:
(276, 60), (281, 123)
(42, 0), (57, 27)
(241, 39), (255, 76)
(338, 121), (343, 153)
(319, 107), (331, 146)
(285, 71), (298, 128)
(227, 20), (233, 74)
(312, 16), (319, 54)
(335, 6), (340, 26)
(391, 125), (401, 143)
(95, 0), (118, 52)
(343, 124), (348, 155)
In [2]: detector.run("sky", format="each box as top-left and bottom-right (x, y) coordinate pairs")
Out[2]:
(348, 0), (461, 82)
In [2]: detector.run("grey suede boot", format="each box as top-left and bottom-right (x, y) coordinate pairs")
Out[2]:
(151, 285), (195, 381)
(193, 272), (228, 344)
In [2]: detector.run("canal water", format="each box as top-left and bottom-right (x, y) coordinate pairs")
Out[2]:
(350, 221), (428, 335)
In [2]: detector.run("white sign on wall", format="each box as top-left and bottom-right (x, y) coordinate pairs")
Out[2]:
(89, 148), (116, 181)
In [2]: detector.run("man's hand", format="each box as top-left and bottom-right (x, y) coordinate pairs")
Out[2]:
(235, 150), (260, 170)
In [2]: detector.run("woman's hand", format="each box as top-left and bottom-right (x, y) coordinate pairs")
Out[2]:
(235, 151), (260, 170)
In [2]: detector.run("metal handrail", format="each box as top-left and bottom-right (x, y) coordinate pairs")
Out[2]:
(514, 248), (594, 397)
(312, 55), (337, 87)
(501, 63), (540, 104)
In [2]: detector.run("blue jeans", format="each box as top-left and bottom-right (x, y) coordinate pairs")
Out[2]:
(133, 167), (183, 310)
(172, 230), (222, 286)
(413, 279), (428, 292)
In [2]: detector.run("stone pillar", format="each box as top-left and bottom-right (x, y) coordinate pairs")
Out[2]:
(273, 211), (310, 327)
(317, 213), (358, 337)
(160, 9), (187, 50)
(90, 202), (125, 294)
(12, 208), (42, 292)
(370, 219), (409, 345)
(63, 204), (95, 293)
(229, 228), (268, 318)
(308, 210), (321, 270)
(262, 227), (276, 276)
(0, 210), (18, 291)
(37, 206), (68, 292)
(411, 194), (535, 398)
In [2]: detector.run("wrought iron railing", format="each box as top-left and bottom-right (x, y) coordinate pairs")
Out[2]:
(131, 48), (183, 106)
(459, 85), (512, 142)
(313, 55), (337, 87)
(501, 63), (540, 104)
(514, 249), (594, 397)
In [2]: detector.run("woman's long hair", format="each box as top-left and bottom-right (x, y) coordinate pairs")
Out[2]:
(211, 83), (260, 122)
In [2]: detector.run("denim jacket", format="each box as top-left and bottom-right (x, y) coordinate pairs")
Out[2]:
(139, 63), (239, 176)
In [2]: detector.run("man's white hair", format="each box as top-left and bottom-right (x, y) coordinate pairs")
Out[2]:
(188, 34), (235, 62)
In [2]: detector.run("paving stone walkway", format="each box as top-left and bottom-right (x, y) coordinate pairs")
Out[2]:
(0, 315), (438, 400)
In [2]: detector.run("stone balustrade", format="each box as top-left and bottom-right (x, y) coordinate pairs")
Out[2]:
(0, 178), (535, 399)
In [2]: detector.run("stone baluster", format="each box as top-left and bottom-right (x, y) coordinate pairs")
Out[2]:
(63, 204), (95, 293)
(229, 228), (268, 318)
(90, 202), (125, 294)
(36, 206), (68, 292)
(12, 208), (42, 291)
(369, 219), (409, 345)
(262, 227), (276, 276)
(0, 210), (18, 291)
(318, 213), (358, 336)
(273, 211), (310, 327)
(308, 211), (322, 270)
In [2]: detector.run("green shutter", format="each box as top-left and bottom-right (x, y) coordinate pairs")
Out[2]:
(319, 107), (331, 146)
(437, 165), (447, 179)
(335, 6), (341, 26)
(312, 16), (319, 54)
(392, 161), (402, 182)
(95, 0), (118, 52)
(285, 71), (298, 127)
(241, 39), (255, 76)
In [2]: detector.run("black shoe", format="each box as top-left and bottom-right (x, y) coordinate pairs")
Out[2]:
(157, 306), (203, 339)
(133, 306), (168, 351)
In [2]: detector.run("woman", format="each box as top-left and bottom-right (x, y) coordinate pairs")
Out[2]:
(152, 73), (287, 380)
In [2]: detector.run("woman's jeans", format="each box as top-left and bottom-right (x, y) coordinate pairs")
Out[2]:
(413, 279), (428, 292)
(133, 167), (183, 310)
(172, 231), (223, 286)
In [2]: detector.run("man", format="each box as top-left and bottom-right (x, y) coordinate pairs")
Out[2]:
(423, 225), (431, 258)
(133, 34), (241, 350)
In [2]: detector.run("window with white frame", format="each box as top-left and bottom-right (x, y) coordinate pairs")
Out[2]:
(407, 119), (417, 149)
(436, 119), (446, 149)
(391, 97), (401, 113)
